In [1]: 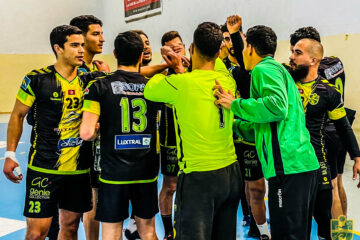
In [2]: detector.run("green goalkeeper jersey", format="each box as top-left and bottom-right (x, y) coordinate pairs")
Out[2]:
(232, 56), (319, 179)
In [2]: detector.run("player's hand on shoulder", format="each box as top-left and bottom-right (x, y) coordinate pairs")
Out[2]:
(3, 158), (23, 183)
(94, 60), (110, 72)
(213, 80), (235, 110)
(226, 15), (242, 34)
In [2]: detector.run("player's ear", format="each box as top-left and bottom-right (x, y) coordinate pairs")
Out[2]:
(113, 49), (117, 59)
(138, 52), (144, 64)
(249, 45), (254, 56)
(189, 43), (194, 56)
(311, 57), (318, 66)
(54, 44), (63, 56)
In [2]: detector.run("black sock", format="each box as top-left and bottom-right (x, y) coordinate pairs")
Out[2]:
(161, 214), (173, 235)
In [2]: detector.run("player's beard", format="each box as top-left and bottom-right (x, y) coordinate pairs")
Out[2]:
(228, 47), (235, 57)
(289, 64), (309, 82)
(142, 58), (152, 65)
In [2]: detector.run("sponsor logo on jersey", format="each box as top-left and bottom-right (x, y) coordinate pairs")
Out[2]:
(324, 61), (344, 80)
(68, 90), (75, 95)
(63, 111), (81, 124)
(331, 215), (353, 240)
(111, 81), (145, 95)
(114, 134), (151, 150)
(57, 137), (83, 150)
(21, 76), (31, 91)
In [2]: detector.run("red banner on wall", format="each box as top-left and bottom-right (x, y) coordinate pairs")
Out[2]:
(124, 0), (162, 22)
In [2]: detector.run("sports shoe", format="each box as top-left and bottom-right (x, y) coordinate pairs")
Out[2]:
(124, 228), (140, 240)
(242, 215), (251, 226)
(260, 234), (271, 240)
(248, 224), (260, 238)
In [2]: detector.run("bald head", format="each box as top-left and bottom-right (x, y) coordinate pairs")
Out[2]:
(296, 38), (323, 63)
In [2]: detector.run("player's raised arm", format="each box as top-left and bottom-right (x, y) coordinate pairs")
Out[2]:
(144, 73), (180, 105)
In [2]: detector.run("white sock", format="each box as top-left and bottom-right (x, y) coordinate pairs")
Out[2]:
(128, 218), (137, 232)
(257, 222), (271, 237)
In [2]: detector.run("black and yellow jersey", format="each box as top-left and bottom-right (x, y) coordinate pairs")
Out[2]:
(17, 65), (103, 174)
(77, 61), (100, 172)
(222, 53), (253, 146)
(78, 61), (99, 73)
(296, 76), (346, 188)
(82, 70), (161, 183)
(159, 68), (185, 152)
(319, 56), (345, 101)
(296, 76), (346, 155)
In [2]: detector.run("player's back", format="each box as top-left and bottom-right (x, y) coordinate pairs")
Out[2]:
(85, 70), (160, 182)
(172, 69), (237, 173)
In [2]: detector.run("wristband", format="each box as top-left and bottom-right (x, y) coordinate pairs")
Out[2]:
(5, 151), (22, 176)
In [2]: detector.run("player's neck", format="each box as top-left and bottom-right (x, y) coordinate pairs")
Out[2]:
(192, 55), (215, 71)
(54, 61), (78, 81)
(84, 51), (95, 68)
(117, 64), (140, 72)
(301, 68), (318, 83)
(228, 55), (238, 65)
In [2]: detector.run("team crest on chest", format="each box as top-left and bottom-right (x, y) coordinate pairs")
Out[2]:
(309, 93), (320, 105)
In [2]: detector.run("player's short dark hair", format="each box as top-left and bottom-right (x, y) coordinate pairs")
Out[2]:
(221, 24), (229, 33)
(221, 22), (242, 33)
(131, 30), (148, 40)
(161, 31), (183, 46)
(246, 25), (277, 57)
(70, 15), (102, 34)
(50, 25), (83, 56)
(290, 27), (321, 46)
(114, 31), (144, 66)
(193, 22), (223, 60)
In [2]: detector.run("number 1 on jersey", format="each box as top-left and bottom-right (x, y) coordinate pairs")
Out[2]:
(219, 108), (225, 128)
(120, 97), (130, 132)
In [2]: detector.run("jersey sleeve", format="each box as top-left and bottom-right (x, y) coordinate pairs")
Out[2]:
(231, 66), (288, 123)
(233, 119), (255, 142)
(82, 80), (101, 115)
(16, 73), (37, 107)
(327, 85), (346, 120)
(144, 73), (180, 105)
(79, 71), (107, 86)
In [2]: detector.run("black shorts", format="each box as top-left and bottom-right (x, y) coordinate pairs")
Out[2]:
(96, 180), (159, 223)
(24, 168), (92, 218)
(80, 140), (100, 188)
(174, 162), (242, 240)
(268, 170), (318, 240)
(160, 146), (179, 176)
(325, 108), (356, 177)
(235, 142), (263, 181)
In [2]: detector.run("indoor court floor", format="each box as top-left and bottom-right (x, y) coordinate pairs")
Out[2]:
(0, 114), (359, 240)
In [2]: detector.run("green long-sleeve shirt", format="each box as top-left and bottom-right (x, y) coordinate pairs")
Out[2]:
(232, 56), (319, 179)
(144, 59), (237, 174)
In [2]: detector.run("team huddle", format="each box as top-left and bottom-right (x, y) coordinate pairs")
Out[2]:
(3, 14), (360, 240)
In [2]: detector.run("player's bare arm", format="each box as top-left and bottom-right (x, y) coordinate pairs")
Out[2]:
(3, 100), (30, 183)
(80, 111), (100, 141)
